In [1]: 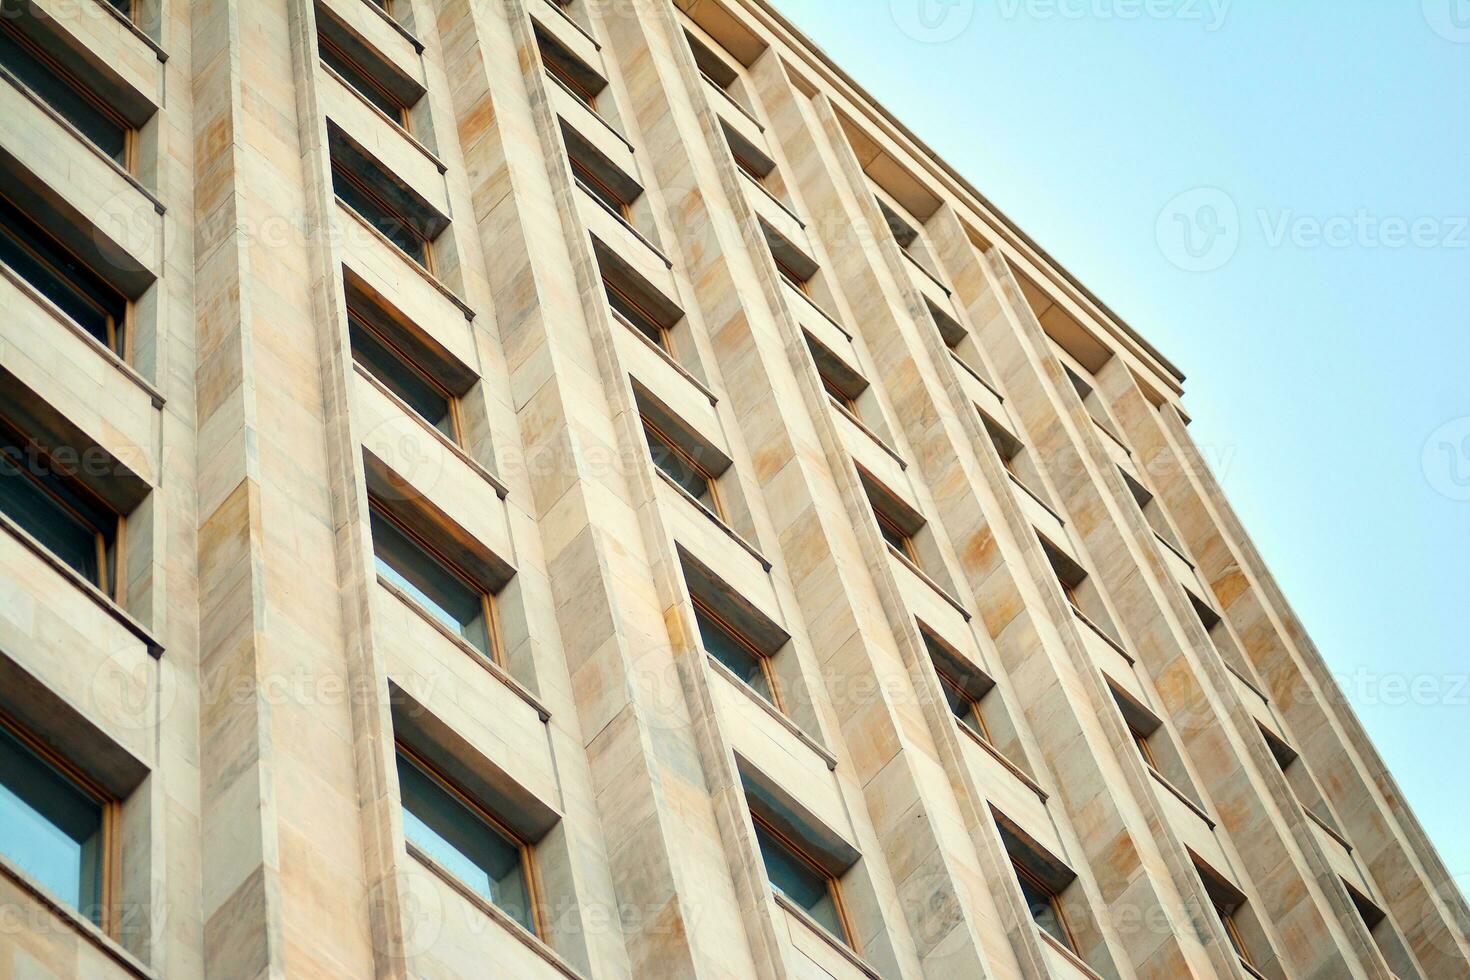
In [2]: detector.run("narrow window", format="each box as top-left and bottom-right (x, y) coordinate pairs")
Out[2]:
(333, 160), (430, 267)
(0, 195), (128, 354)
(1013, 863), (1076, 953)
(1129, 724), (1160, 773)
(544, 54), (597, 110)
(572, 159), (629, 219)
(0, 23), (130, 166)
(370, 503), (493, 660)
(644, 419), (721, 517)
(319, 32), (410, 127)
(819, 368), (858, 415)
(774, 256), (810, 295)
(937, 668), (988, 740)
(348, 308), (457, 442)
(397, 747), (538, 935)
(0, 417), (120, 594)
(101, 0), (134, 17)
(874, 508), (915, 562)
(752, 816), (850, 945)
(695, 600), (776, 705)
(0, 717), (108, 925)
(605, 283), (668, 350)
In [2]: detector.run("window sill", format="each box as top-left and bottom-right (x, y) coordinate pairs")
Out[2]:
(1238, 956), (1270, 980)
(1091, 414), (1133, 457)
(406, 844), (584, 980)
(781, 278), (852, 341)
(1007, 472), (1066, 526)
(547, 71), (633, 154)
(653, 468), (772, 572)
(949, 349), (1004, 402)
(1152, 528), (1196, 570)
(0, 67), (166, 217)
(737, 167), (805, 229)
(1146, 766), (1216, 830)
(319, 61), (446, 174)
(771, 892), (880, 980)
(705, 653), (836, 771)
(956, 721), (1047, 802)
(352, 363), (509, 500)
(885, 543), (972, 622)
(0, 512), (163, 657)
(0, 857), (156, 979)
(538, 0), (601, 50)
(1302, 803), (1353, 852)
(376, 575), (549, 722)
(1037, 928), (1104, 980)
(1069, 605), (1133, 665)
(701, 72), (765, 133)
(829, 396), (907, 472)
(612, 308), (718, 405)
(902, 247), (952, 297)
(0, 262), (165, 409)
(356, 0), (425, 53)
(574, 180), (674, 270)
(336, 200), (476, 321)
(94, 0), (168, 62)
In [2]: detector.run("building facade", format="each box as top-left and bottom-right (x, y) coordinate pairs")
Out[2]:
(0, 0), (1464, 977)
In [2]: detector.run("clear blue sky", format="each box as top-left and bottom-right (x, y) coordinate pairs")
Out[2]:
(773, 0), (1469, 893)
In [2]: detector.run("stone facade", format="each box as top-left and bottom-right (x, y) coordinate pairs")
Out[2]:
(0, 0), (1464, 978)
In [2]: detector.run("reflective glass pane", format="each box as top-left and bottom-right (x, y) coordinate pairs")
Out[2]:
(606, 287), (666, 349)
(695, 606), (771, 702)
(0, 725), (104, 923)
(349, 314), (455, 440)
(1016, 869), (1073, 951)
(753, 820), (847, 943)
(334, 167), (426, 264)
(370, 509), (490, 657)
(0, 196), (125, 350)
(645, 425), (714, 510)
(0, 27), (127, 165)
(320, 40), (405, 122)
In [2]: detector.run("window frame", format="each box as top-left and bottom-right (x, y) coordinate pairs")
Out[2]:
(874, 507), (917, 563)
(751, 810), (854, 948)
(570, 158), (630, 221)
(332, 158), (434, 271)
(819, 368), (859, 416)
(693, 596), (781, 710)
(368, 498), (502, 665)
(1129, 724), (1160, 773)
(774, 256), (810, 295)
(1014, 860), (1078, 954)
(0, 21), (136, 171)
(642, 416), (724, 520)
(0, 413), (125, 599)
(605, 282), (669, 350)
(318, 30), (412, 131)
(347, 304), (462, 445)
(543, 56), (598, 112)
(395, 741), (546, 938)
(0, 707), (120, 934)
(935, 666), (990, 741)
(0, 190), (131, 358)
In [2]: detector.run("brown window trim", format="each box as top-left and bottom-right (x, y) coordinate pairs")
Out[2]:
(774, 257), (810, 295)
(332, 160), (435, 274)
(1015, 861), (1079, 954)
(0, 706), (120, 937)
(605, 281), (669, 349)
(874, 508), (917, 563)
(570, 158), (629, 220)
(346, 304), (463, 445)
(0, 190), (131, 359)
(692, 595), (782, 712)
(543, 59), (598, 112)
(368, 498), (504, 666)
(642, 416), (724, 521)
(751, 810), (855, 948)
(0, 21), (137, 172)
(318, 31), (411, 132)
(1129, 725), (1160, 773)
(396, 740), (545, 938)
(936, 667), (991, 741)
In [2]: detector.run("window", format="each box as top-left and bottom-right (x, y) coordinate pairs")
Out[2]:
(333, 159), (430, 267)
(605, 283), (668, 350)
(319, 31), (411, 127)
(349, 308), (458, 441)
(695, 600), (776, 705)
(0, 23), (130, 167)
(538, 27), (603, 112)
(1129, 724), (1159, 773)
(370, 502), (494, 660)
(1193, 858), (1256, 969)
(875, 196), (919, 252)
(101, 0), (134, 16)
(572, 159), (629, 219)
(874, 508), (915, 561)
(0, 716), (109, 925)
(0, 416), (120, 594)
(0, 194), (128, 354)
(644, 419), (721, 517)
(752, 816), (849, 944)
(774, 256), (810, 295)
(820, 370), (857, 414)
(981, 414), (1024, 479)
(1014, 863), (1076, 953)
(397, 747), (538, 935)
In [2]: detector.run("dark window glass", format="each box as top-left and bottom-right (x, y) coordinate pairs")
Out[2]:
(545, 58), (596, 110)
(397, 750), (536, 934)
(875, 511), (912, 558)
(753, 820), (847, 943)
(0, 26), (127, 165)
(0, 420), (116, 590)
(1015, 867), (1073, 952)
(645, 422), (716, 513)
(937, 671), (986, 738)
(320, 36), (407, 124)
(1218, 905), (1251, 963)
(695, 604), (772, 703)
(606, 286), (666, 349)
(102, 0), (133, 14)
(370, 507), (491, 658)
(0, 196), (127, 352)
(572, 161), (627, 217)
(349, 312), (456, 441)
(0, 723), (105, 924)
(820, 371), (855, 412)
(333, 163), (427, 265)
